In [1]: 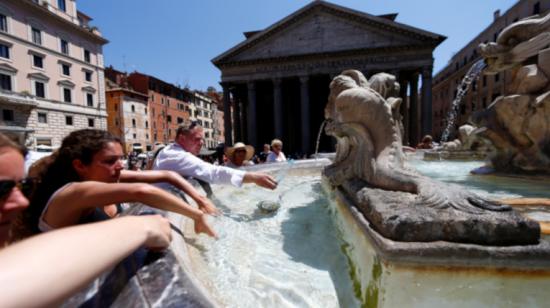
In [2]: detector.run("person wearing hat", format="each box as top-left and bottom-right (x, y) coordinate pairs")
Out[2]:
(153, 121), (277, 190)
(225, 142), (255, 168)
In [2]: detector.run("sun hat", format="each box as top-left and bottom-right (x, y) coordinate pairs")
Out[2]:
(224, 142), (254, 161)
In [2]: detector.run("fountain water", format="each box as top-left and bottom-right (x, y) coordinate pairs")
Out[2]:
(440, 59), (486, 142)
(314, 120), (327, 158)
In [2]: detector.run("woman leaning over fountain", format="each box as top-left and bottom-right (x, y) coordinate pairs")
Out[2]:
(0, 132), (173, 307)
(17, 129), (216, 239)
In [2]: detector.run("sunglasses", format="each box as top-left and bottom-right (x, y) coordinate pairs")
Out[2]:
(0, 178), (39, 200)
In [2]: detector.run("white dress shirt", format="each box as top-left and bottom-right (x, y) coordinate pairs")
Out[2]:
(153, 143), (246, 189)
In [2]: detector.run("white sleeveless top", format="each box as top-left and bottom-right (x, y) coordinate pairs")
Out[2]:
(38, 183), (73, 232)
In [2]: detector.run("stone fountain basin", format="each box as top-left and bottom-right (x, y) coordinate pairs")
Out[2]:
(64, 158), (550, 307)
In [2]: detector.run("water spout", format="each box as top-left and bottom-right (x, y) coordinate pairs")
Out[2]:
(314, 120), (327, 159)
(440, 59), (487, 142)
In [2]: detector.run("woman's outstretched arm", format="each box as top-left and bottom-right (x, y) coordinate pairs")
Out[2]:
(120, 170), (219, 215)
(45, 181), (216, 237)
(0, 215), (171, 308)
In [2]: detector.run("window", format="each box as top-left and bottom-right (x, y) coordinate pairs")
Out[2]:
(88, 118), (94, 127)
(58, 0), (66, 12)
(0, 43), (9, 59)
(2, 109), (13, 121)
(495, 73), (500, 82)
(31, 27), (41, 45)
(0, 73), (11, 91)
(65, 115), (73, 125)
(34, 81), (45, 98)
(83, 49), (90, 63)
(145, 121), (149, 128)
(63, 88), (71, 102)
(60, 39), (69, 54)
(38, 112), (47, 123)
(115, 119), (119, 126)
(144, 108), (147, 115)
(84, 71), (92, 82)
(32, 54), (43, 68)
(133, 133), (137, 139)
(61, 63), (70, 76)
(0, 14), (7, 33)
(132, 119), (136, 127)
(86, 93), (93, 106)
(167, 115), (172, 123)
(131, 105), (135, 112)
(177, 117), (183, 124)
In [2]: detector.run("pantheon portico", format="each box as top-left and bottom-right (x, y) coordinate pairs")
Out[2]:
(213, 1), (445, 155)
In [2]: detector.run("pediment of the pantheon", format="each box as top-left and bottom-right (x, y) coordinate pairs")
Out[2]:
(213, 2), (444, 65)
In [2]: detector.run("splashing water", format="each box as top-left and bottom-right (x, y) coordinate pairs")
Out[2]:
(314, 120), (327, 158)
(440, 59), (487, 142)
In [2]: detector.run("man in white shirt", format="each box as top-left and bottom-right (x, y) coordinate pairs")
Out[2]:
(153, 122), (277, 191)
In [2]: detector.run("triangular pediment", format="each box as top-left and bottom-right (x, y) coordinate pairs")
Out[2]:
(0, 63), (17, 73)
(213, 1), (445, 65)
(27, 72), (49, 81)
(57, 79), (75, 88)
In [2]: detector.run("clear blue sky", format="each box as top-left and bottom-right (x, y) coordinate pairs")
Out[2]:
(78, 0), (517, 91)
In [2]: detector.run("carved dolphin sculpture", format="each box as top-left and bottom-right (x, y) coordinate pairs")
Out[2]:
(479, 12), (550, 73)
(323, 70), (510, 214)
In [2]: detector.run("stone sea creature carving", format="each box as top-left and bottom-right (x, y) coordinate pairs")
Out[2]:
(473, 12), (550, 173)
(323, 70), (508, 214)
(479, 12), (550, 74)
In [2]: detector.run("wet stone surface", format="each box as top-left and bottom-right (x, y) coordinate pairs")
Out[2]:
(62, 205), (213, 308)
(343, 180), (540, 246)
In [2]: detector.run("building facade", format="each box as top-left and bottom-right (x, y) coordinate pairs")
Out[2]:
(432, 0), (550, 140)
(191, 91), (216, 149)
(105, 69), (150, 153)
(0, 0), (108, 148)
(213, 1), (444, 154)
(126, 72), (191, 146)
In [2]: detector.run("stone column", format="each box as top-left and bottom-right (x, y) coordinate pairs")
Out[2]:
(246, 81), (257, 148)
(399, 75), (409, 144)
(421, 66), (433, 137)
(273, 78), (283, 139)
(300, 76), (311, 155)
(232, 88), (241, 142)
(221, 83), (232, 145)
(409, 72), (419, 146)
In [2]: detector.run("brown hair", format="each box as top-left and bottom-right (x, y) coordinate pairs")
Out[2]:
(0, 132), (27, 156)
(23, 129), (121, 235)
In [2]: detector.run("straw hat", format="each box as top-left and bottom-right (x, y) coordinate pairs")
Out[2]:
(225, 142), (254, 161)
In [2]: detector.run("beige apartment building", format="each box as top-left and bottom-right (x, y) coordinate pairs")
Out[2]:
(432, 0), (549, 140)
(0, 0), (108, 148)
(189, 92), (216, 149)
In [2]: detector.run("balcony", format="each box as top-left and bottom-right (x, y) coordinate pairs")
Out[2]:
(0, 90), (38, 108)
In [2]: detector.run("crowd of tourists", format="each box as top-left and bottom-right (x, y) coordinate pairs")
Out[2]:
(0, 121), (280, 306)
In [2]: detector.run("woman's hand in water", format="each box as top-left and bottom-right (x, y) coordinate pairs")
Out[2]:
(196, 196), (220, 216)
(194, 213), (217, 238)
(244, 172), (278, 189)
